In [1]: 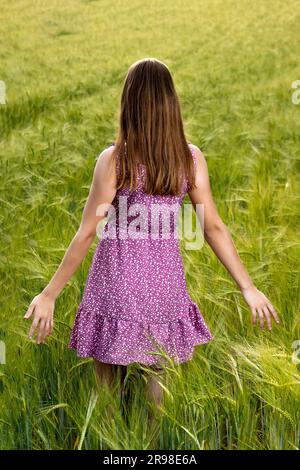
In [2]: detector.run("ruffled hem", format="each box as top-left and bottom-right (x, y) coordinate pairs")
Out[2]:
(68, 301), (213, 366)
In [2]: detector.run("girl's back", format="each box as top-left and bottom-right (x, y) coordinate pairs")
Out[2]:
(69, 141), (213, 366)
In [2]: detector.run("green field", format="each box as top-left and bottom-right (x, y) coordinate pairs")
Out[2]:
(1, 0), (300, 450)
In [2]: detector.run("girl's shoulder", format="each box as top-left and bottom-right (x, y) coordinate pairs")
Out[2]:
(94, 144), (117, 177)
(187, 142), (201, 157)
(185, 143), (207, 192)
(97, 143), (117, 162)
(187, 142), (206, 169)
(187, 142), (198, 170)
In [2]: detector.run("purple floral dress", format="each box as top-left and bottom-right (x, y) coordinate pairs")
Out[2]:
(69, 143), (212, 366)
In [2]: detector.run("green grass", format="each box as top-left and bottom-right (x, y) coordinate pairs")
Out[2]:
(0, 0), (300, 450)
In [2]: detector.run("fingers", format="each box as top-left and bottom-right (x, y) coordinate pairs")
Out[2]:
(45, 319), (53, 339)
(250, 306), (257, 326)
(262, 305), (272, 331)
(38, 318), (54, 344)
(24, 303), (35, 319)
(29, 317), (40, 340)
(267, 302), (280, 324)
(246, 289), (280, 332)
(49, 318), (54, 336)
(44, 320), (50, 339)
(25, 294), (55, 344)
(255, 307), (272, 330)
(251, 304), (280, 331)
(257, 308), (265, 329)
(29, 316), (54, 343)
(37, 319), (46, 344)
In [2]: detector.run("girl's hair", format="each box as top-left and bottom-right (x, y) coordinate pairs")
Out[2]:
(112, 57), (196, 196)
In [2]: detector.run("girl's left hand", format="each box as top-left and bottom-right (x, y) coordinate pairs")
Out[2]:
(23, 291), (55, 343)
(241, 285), (280, 330)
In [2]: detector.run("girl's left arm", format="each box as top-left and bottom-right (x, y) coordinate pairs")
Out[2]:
(188, 144), (280, 330)
(24, 146), (117, 343)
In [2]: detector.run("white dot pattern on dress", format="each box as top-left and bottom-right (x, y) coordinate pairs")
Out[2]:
(68, 143), (213, 366)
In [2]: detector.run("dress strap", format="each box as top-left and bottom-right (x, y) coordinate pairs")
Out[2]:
(186, 143), (197, 192)
(110, 141), (121, 180)
(187, 143), (197, 174)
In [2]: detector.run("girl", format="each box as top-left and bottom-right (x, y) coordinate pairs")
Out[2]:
(24, 57), (280, 422)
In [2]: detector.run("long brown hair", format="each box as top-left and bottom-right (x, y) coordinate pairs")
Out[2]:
(111, 58), (195, 196)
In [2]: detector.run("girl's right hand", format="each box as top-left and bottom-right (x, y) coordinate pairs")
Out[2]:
(241, 285), (280, 330)
(23, 292), (55, 344)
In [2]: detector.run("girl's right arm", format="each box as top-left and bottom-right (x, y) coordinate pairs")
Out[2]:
(23, 146), (117, 344)
(188, 144), (280, 330)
